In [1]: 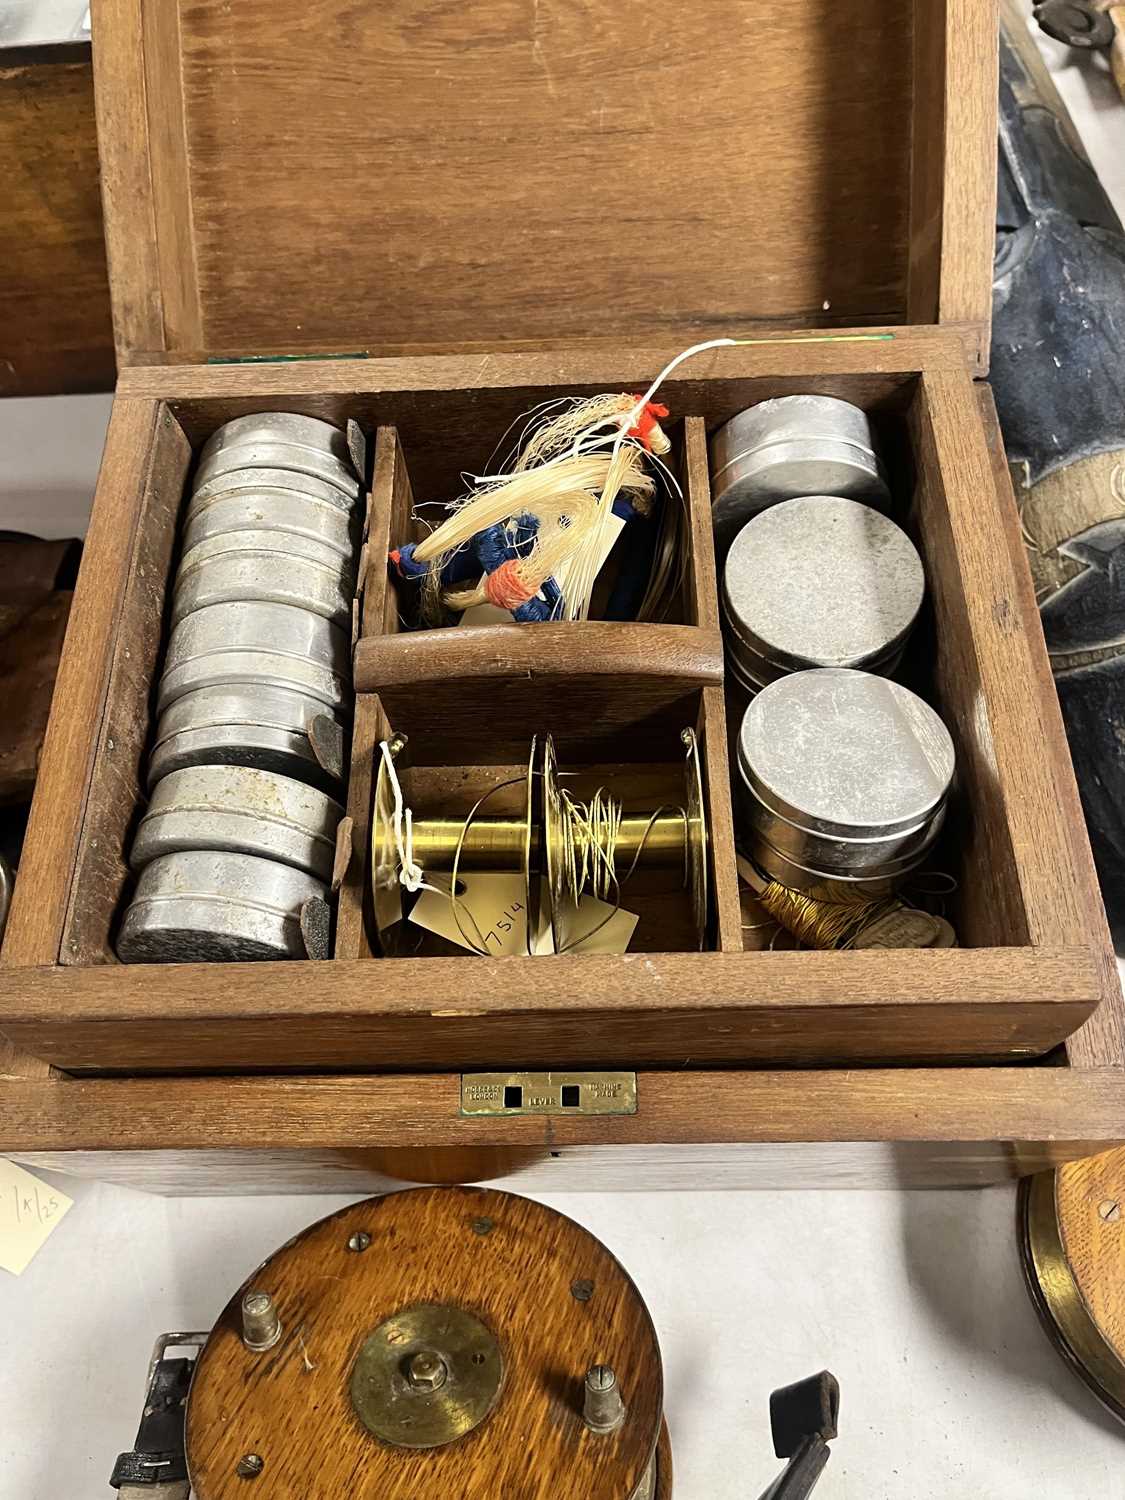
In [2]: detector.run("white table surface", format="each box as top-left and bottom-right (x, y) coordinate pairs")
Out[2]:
(2, 7), (1124, 1497)
(2, 1174), (1124, 1498)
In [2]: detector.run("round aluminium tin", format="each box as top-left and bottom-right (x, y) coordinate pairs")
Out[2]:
(130, 765), (342, 880)
(737, 772), (944, 872)
(189, 465), (359, 515)
(117, 850), (324, 963)
(724, 618), (906, 692)
(710, 395), (890, 556)
(148, 684), (344, 791)
(742, 836), (903, 898)
(158, 601), (350, 713)
(182, 486), (360, 560)
(195, 414), (360, 500)
(725, 643), (766, 696)
(722, 497), (924, 674)
(737, 669), (956, 839)
(171, 530), (356, 628)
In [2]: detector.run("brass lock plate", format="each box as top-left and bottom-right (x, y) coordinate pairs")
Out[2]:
(460, 1071), (637, 1116)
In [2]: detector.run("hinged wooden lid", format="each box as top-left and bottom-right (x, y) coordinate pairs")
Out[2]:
(91, 0), (998, 372)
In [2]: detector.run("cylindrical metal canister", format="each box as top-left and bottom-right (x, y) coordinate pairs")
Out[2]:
(182, 486), (360, 561)
(117, 850), (325, 963)
(147, 684), (344, 791)
(171, 529), (356, 627)
(721, 496), (924, 686)
(194, 414), (360, 501)
(130, 765), (343, 881)
(158, 601), (350, 713)
(189, 465), (360, 516)
(735, 668), (956, 892)
(710, 395), (890, 558)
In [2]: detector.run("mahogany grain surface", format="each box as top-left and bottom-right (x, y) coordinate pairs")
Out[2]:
(186, 1187), (662, 1500)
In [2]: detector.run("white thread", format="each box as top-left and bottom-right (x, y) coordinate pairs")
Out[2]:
(379, 740), (439, 896)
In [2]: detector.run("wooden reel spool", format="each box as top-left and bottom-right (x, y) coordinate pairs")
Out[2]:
(372, 729), (709, 953)
(184, 1186), (671, 1499)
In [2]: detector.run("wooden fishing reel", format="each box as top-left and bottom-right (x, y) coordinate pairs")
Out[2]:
(182, 1187), (671, 1500)
(371, 729), (709, 954)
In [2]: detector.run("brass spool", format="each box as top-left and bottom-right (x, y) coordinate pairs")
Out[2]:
(372, 730), (709, 954)
(1019, 1151), (1125, 1424)
(184, 1186), (670, 1499)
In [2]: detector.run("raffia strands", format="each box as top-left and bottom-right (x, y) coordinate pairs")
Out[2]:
(413, 446), (655, 621)
(513, 394), (639, 473)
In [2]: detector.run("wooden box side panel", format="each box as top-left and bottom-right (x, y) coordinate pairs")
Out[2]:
(0, 946), (1100, 1073)
(975, 388), (1123, 1069)
(61, 408), (193, 964)
(2, 1068), (1124, 1194)
(0, 400), (170, 969)
(911, 371), (1114, 989)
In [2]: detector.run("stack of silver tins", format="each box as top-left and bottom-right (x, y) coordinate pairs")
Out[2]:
(193, 414), (362, 503)
(736, 668), (956, 896)
(147, 684), (340, 790)
(118, 412), (362, 964)
(131, 767), (342, 883)
(117, 851), (325, 963)
(710, 395), (890, 558)
(722, 497), (925, 694)
(158, 601), (349, 712)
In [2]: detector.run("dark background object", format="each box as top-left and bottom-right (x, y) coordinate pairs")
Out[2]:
(993, 12), (1125, 944)
(0, 533), (81, 882)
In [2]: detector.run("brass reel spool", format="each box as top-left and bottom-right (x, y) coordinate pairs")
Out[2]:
(184, 1186), (671, 1500)
(1019, 1149), (1125, 1424)
(372, 729), (709, 954)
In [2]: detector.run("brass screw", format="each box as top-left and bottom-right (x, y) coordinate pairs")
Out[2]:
(583, 1364), (626, 1433)
(406, 1349), (448, 1392)
(236, 1453), (264, 1479)
(241, 1290), (282, 1352)
(1098, 1199), (1121, 1223)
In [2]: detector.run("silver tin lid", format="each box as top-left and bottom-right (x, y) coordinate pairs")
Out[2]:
(148, 684), (344, 791)
(195, 414), (360, 501)
(182, 487), (360, 560)
(189, 465), (359, 514)
(159, 601), (350, 713)
(130, 765), (342, 881)
(117, 850), (325, 963)
(710, 396), (890, 556)
(737, 668), (956, 838)
(723, 497), (924, 673)
(172, 530), (356, 628)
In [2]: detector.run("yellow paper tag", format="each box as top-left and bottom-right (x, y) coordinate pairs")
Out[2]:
(410, 874), (531, 956)
(532, 895), (639, 956)
(0, 1160), (74, 1275)
(409, 874), (637, 957)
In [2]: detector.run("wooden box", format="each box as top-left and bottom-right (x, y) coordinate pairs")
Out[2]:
(1, 0), (1122, 1194)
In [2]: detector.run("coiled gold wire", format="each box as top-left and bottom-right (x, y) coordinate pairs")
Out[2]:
(756, 881), (899, 950)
